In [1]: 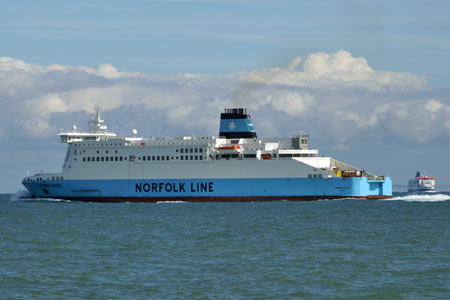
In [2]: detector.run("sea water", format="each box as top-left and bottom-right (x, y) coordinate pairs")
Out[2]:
(1, 192), (449, 299)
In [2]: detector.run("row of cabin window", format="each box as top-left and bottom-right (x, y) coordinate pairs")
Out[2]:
(29, 176), (64, 181)
(74, 143), (210, 148)
(83, 156), (126, 162)
(180, 155), (203, 161)
(139, 155), (204, 161)
(81, 155), (204, 162)
(141, 155), (203, 161)
(73, 143), (123, 147)
(178, 148), (203, 154)
(279, 154), (315, 158)
(74, 150), (118, 155)
(308, 174), (323, 178)
(74, 148), (204, 156)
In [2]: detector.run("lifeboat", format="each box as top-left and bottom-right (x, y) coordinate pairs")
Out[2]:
(218, 145), (242, 154)
(261, 154), (272, 160)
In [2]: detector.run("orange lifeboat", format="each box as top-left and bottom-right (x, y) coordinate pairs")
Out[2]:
(219, 145), (241, 150)
(218, 145), (242, 154)
(261, 154), (272, 160)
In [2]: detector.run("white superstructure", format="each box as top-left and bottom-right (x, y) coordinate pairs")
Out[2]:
(58, 107), (116, 143)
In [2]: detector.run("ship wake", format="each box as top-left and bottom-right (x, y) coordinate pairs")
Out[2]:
(388, 193), (450, 202)
(10, 190), (70, 202)
(10, 190), (32, 201)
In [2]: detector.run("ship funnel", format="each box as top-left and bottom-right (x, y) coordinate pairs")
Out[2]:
(219, 108), (257, 139)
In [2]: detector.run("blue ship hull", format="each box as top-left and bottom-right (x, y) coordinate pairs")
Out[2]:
(22, 177), (392, 202)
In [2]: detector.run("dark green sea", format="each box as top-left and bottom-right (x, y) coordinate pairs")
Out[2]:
(1, 192), (449, 299)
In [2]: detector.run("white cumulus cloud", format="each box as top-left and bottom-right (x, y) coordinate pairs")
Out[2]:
(423, 99), (443, 112)
(248, 50), (427, 91)
(0, 50), (448, 148)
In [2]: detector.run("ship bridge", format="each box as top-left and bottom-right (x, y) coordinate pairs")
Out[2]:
(58, 107), (116, 143)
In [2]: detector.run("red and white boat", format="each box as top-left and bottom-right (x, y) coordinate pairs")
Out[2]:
(407, 171), (436, 192)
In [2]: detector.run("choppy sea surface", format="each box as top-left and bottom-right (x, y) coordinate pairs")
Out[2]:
(1, 192), (449, 299)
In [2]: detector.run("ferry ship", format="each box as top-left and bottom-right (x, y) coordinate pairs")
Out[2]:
(407, 171), (436, 192)
(22, 107), (392, 202)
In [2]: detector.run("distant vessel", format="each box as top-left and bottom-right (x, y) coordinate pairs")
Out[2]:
(407, 171), (436, 192)
(22, 107), (392, 202)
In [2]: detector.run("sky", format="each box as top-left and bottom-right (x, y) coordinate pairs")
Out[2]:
(1, 0), (450, 192)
